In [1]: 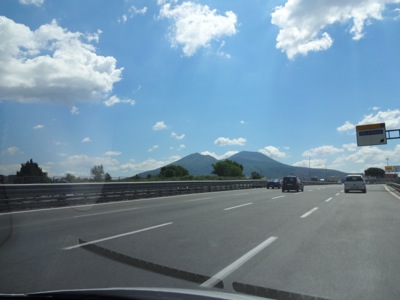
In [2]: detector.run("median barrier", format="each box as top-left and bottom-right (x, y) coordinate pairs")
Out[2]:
(0, 180), (268, 212)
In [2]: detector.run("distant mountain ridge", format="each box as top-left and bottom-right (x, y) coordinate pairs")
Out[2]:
(137, 151), (347, 180)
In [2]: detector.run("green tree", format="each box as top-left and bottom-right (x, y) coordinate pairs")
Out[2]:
(105, 172), (112, 181)
(364, 167), (385, 178)
(65, 173), (77, 183)
(16, 159), (49, 183)
(212, 160), (244, 177)
(159, 165), (189, 178)
(251, 171), (262, 179)
(90, 165), (105, 181)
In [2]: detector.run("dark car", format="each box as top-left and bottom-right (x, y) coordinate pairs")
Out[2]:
(282, 176), (304, 192)
(267, 179), (281, 189)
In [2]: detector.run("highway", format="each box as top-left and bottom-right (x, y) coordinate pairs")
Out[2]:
(1, 184), (400, 299)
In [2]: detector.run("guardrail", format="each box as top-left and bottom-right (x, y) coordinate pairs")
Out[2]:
(387, 182), (400, 193)
(0, 180), (268, 212)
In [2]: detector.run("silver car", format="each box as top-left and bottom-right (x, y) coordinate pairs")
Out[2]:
(344, 175), (367, 193)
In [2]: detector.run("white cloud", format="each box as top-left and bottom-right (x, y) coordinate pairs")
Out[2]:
(332, 145), (400, 168)
(0, 17), (122, 104)
(119, 15), (128, 23)
(395, 8), (400, 20)
(33, 124), (44, 130)
(81, 137), (91, 143)
(171, 131), (185, 140)
(259, 146), (287, 159)
(201, 150), (238, 160)
(342, 143), (358, 152)
(60, 154), (120, 175)
(303, 145), (344, 157)
(104, 95), (135, 107)
(0, 163), (21, 175)
(86, 29), (103, 43)
(293, 158), (327, 168)
(158, 1), (237, 56)
(71, 106), (79, 115)
(119, 156), (181, 174)
(214, 137), (246, 147)
(357, 109), (400, 129)
(19, 0), (44, 6)
(153, 121), (168, 131)
(337, 121), (355, 132)
(119, 5), (148, 23)
(130, 5), (148, 16)
(105, 151), (121, 156)
(177, 144), (186, 150)
(4, 146), (20, 155)
(148, 145), (159, 152)
(271, 0), (398, 59)
(53, 140), (64, 146)
(338, 109), (400, 133)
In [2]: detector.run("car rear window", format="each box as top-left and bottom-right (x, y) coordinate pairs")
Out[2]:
(346, 176), (363, 181)
(283, 177), (296, 182)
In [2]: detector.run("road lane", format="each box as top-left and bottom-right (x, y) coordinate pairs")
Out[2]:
(228, 184), (400, 299)
(2, 184), (399, 299)
(1, 186), (338, 293)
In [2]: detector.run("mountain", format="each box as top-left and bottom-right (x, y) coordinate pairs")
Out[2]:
(136, 151), (347, 180)
(138, 153), (218, 177)
(229, 151), (346, 179)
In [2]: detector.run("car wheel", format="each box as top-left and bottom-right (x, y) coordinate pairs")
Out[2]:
(345, 189), (349, 193)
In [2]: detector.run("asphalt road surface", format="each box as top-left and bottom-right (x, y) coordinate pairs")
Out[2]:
(1, 184), (400, 299)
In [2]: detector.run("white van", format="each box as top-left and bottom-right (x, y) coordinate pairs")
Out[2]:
(344, 175), (366, 193)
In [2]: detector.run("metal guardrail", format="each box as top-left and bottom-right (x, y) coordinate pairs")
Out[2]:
(0, 180), (268, 212)
(387, 182), (400, 193)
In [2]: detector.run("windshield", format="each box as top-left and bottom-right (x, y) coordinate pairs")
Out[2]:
(1, 1), (400, 300)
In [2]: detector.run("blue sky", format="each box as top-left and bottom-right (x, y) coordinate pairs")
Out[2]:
(1, 0), (400, 178)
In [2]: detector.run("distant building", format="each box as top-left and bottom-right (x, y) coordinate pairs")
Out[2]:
(384, 173), (398, 179)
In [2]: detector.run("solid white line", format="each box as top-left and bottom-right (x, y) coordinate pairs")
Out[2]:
(73, 207), (139, 218)
(200, 236), (278, 288)
(185, 197), (212, 202)
(271, 196), (285, 199)
(301, 207), (318, 218)
(385, 185), (400, 200)
(325, 197), (333, 202)
(63, 222), (173, 250)
(234, 192), (250, 196)
(224, 203), (253, 211)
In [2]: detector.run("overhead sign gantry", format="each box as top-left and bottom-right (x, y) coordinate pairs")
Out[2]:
(356, 122), (400, 147)
(356, 123), (387, 146)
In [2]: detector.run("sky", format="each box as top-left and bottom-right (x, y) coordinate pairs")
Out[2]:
(1, 0), (400, 178)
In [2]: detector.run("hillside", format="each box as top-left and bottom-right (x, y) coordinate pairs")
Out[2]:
(136, 151), (347, 180)
(138, 153), (217, 177)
